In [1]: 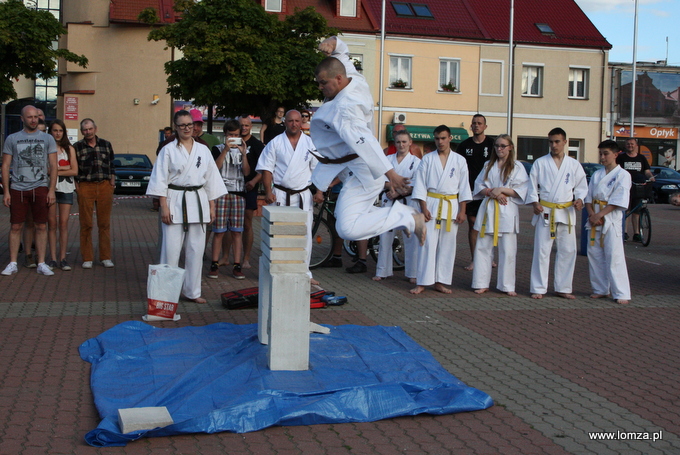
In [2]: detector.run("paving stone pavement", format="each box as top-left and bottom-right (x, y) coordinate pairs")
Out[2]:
(0, 196), (678, 454)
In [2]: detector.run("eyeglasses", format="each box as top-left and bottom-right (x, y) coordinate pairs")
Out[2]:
(495, 144), (510, 150)
(301, 114), (310, 118)
(175, 123), (193, 130)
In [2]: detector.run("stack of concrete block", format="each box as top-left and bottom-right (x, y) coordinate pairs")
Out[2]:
(258, 206), (311, 371)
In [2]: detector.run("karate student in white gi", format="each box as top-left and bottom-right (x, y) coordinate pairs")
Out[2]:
(585, 140), (632, 304)
(526, 127), (588, 299)
(146, 110), (226, 304)
(410, 125), (472, 295)
(311, 36), (426, 246)
(372, 129), (421, 282)
(471, 135), (529, 296)
(256, 109), (322, 284)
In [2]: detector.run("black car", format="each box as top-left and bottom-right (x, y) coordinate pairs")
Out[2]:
(650, 166), (680, 203)
(581, 162), (603, 183)
(114, 154), (153, 195)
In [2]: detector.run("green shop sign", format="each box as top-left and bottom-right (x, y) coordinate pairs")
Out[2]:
(386, 125), (469, 143)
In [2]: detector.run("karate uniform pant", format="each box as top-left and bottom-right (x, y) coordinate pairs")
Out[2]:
(269, 187), (313, 279)
(530, 222), (576, 295)
(416, 220), (458, 286)
(587, 231), (631, 300)
(472, 232), (517, 293)
(335, 174), (416, 241)
(161, 222), (207, 300)
(375, 228), (418, 279)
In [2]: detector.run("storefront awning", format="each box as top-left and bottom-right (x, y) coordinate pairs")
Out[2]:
(386, 125), (469, 143)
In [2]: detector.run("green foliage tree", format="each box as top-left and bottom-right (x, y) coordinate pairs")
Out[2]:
(0, 0), (88, 103)
(141, 0), (337, 117)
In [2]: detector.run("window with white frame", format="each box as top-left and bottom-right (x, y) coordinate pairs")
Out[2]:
(264, 0), (282, 12)
(350, 53), (363, 74)
(389, 55), (412, 88)
(522, 65), (543, 96)
(339, 0), (356, 17)
(439, 59), (460, 92)
(568, 67), (589, 99)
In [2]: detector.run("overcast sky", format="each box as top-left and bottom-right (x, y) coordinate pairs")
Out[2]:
(574, 0), (680, 66)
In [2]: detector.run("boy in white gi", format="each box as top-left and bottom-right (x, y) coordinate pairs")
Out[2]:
(527, 127), (588, 299)
(471, 135), (529, 296)
(372, 129), (421, 282)
(585, 140), (632, 304)
(411, 125), (472, 294)
(312, 36), (426, 246)
(257, 110), (322, 283)
(147, 110), (226, 304)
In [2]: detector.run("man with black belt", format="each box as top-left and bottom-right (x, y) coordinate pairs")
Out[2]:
(74, 118), (116, 269)
(257, 109), (321, 283)
(456, 114), (494, 271)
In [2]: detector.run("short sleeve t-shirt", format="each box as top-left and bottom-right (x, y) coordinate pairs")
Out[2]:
(456, 136), (495, 187)
(2, 130), (57, 191)
(616, 153), (650, 184)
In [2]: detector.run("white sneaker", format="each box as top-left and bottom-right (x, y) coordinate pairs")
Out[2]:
(37, 263), (54, 276)
(102, 260), (114, 268)
(82, 261), (93, 269)
(1, 262), (18, 276)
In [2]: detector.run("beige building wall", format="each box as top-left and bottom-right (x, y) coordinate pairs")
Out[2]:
(59, 0), (173, 161)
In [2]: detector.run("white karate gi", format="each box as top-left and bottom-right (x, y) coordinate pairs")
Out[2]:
(147, 140), (226, 299)
(310, 37), (416, 240)
(256, 132), (318, 275)
(526, 155), (588, 295)
(585, 166), (631, 300)
(375, 153), (421, 279)
(412, 151), (472, 286)
(471, 161), (529, 293)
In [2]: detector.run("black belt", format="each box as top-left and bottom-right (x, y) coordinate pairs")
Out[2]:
(309, 151), (359, 165)
(273, 184), (311, 210)
(168, 184), (203, 231)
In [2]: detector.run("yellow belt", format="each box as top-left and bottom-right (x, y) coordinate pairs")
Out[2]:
(480, 198), (500, 247)
(589, 199), (607, 247)
(540, 199), (573, 238)
(427, 191), (458, 232)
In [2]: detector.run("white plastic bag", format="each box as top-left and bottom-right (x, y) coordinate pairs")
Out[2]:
(143, 264), (185, 321)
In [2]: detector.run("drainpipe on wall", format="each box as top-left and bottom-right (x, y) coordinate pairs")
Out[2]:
(377, 0), (386, 143)
(599, 48), (606, 143)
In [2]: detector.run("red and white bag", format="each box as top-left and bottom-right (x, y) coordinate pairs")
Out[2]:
(143, 264), (185, 321)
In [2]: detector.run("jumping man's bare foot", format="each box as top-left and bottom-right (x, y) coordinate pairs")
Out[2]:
(410, 285), (425, 294)
(434, 283), (452, 294)
(590, 294), (608, 299)
(372, 276), (384, 281)
(615, 299), (629, 305)
(531, 293), (544, 299)
(412, 213), (427, 246)
(464, 263), (474, 271)
(474, 288), (488, 294)
(506, 291), (517, 296)
(555, 292), (576, 300)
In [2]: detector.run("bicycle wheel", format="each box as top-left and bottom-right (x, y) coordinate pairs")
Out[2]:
(368, 236), (380, 262)
(639, 208), (651, 247)
(343, 239), (358, 259)
(392, 233), (405, 271)
(310, 217), (334, 269)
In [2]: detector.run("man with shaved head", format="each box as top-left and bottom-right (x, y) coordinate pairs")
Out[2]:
(2, 105), (58, 276)
(311, 37), (425, 247)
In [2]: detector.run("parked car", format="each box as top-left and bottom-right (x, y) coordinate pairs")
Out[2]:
(650, 166), (680, 203)
(581, 162), (603, 183)
(114, 154), (153, 195)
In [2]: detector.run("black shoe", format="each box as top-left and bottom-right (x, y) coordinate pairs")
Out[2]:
(325, 257), (343, 268)
(208, 261), (219, 279)
(632, 234), (642, 242)
(346, 261), (367, 274)
(624, 233), (629, 241)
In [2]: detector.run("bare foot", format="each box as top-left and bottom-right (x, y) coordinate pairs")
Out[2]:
(531, 293), (544, 299)
(506, 291), (517, 296)
(310, 278), (320, 286)
(412, 213), (427, 246)
(555, 292), (576, 300)
(434, 283), (452, 294)
(492, 261), (497, 268)
(590, 294), (608, 299)
(189, 297), (207, 304)
(242, 260), (251, 269)
(409, 277), (417, 284)
(474, 288), (488, 294)
(372, 276), (384, 281)
(410, 285), (425, 294)
(464, 263), (474, 271)
(615, 299), (629, 305)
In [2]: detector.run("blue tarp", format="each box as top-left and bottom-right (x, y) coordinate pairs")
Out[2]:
(79, 321), (493, 447)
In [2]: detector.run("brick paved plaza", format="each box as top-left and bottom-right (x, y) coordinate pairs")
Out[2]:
(0, 196), (678, 454)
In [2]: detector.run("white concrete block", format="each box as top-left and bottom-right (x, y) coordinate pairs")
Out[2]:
(258, 256), (272, 345)
(263, 206), (308, 223)
(261, 245), (308, 262)
(118, 407), (174, 434)
(262, 223), (307, 236)
(268, 262), (308, 273)
(268, 272), (311, 371)
(262, 234), (308, 249)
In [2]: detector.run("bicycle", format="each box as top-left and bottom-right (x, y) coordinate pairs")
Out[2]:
(309, 191), (339, 269)
(343, 235), (406, 271)
(624, 182), (651, 247)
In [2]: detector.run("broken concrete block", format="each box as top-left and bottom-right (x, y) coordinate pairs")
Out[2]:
(117, 406), (173, 434)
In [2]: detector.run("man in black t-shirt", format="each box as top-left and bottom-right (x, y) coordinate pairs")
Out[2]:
(456, 114), (495, 271)
(616, 137), (655, 241)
